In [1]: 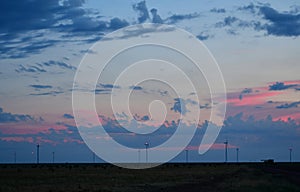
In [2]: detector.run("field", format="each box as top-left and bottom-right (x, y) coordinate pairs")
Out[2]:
(0, 163), (300, 192)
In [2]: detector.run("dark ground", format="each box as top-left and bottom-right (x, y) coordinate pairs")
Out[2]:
(0, 162), (300, 192)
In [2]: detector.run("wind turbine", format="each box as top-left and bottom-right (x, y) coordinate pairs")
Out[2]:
(92, 152), (96, 163)
(224, 140), (228, 163)
(185, 149), (189, 163)
(138, 149), (141, 163)
(236, 148), (239, 163)
(52, 152), (55, 164)
(289, 147), (292, 163)
(14, 151), (16, 164)
(36, 144), (40, 164)
(144, 142), (149, 163)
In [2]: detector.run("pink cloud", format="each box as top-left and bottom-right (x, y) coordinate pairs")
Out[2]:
(273, 113), (300, 123)
(0, 123), (67, 135)
(1, 136), (34, 143)
(227, 91), (282, 106)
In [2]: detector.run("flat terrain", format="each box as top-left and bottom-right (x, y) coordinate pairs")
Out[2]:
(0, 163), (300, 192)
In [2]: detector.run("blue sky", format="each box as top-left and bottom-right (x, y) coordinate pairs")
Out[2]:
(0, 0), (300, 163)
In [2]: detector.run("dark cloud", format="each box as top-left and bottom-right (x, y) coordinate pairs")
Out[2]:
(210, 8), (226, 13)
(165, 13), (199, 24)
(29, 85), (53, 89)
(109, 18), (129, 30)
(197, 32), (211, 41)
(0, 107), (35, 123)
(269, 82), (297, 91)
(0, 0), (130, 58)
(221, 113), (300, 152)
(99, 83), (120, 89)
(41, 60), (77, 70)
(171, 98), (188, 115)
(63, 114), (74, 119)
(214, 15), (256, 36)
(290, 5), (300, 14)
(0, 0), (92, 58)
(216, 16), (239, 27)
(238, 3), (258, 14)
(129, 85), (143, 91)
(150, 8), (163, 24)
(237, 3), (300, 37)
(15, 65), (46, 73)
(239, 88), (253, 100)
(276, 101), (300, 109)
(132, 1), (199, 25)
(259, 6), (300, 37)
(157, 90), (168, 97)
(94, 89), (111, 95)
(30, 91), (64, 96)
(199, 103), (211, 109)
(133, 1), (150, 23)
(133, 114), (150, 122)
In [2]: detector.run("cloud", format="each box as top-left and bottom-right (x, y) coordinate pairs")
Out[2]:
(239, 88), (253, 100)
(132, 1), (199, 25)
(150, 8), (163, 24)
(41, 60), (76, 70)
(222, 113), (300, 141)
(15, 65), (46, 73)
(0, 0), (96, 58)
(165, 13), (199, 24)
(216, 16), (238, 27)
(269, 82), (297, 91)
(133, 114), (150, 122)
(259, 6), (300, 37)
(30, 91), (64, 96)
(0, 0), (131, 58)
(99, 83), (120, 89)
(238, 3), (258, 14)
(29, 85), (53, 89)
(197, 32), (211, 41)
(109, 17), (129, 30)
(129, 85), (143, 91)
(63, 114), (74, 119)
(29, 84), (65, 96)
(210, 8), (226, 13)
(276, 101), (300, 109)
(133, 1), (150, 23)
(0, 107), (36, 123)
(171, 98), (188, 115)
(199, 103), (211, 109)
(237, 3), (300, 37)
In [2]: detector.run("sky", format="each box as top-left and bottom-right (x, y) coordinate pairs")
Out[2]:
(0, 0), (300, 164)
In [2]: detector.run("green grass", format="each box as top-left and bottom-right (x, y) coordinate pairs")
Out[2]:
(0, 163), (299, 192)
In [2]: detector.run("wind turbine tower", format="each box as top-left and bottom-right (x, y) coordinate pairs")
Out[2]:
(36, 144), (40, 164)
(224, 140), (228, 163)
(144, 142), (149, 163)
(289, 148), (292, 163)
(236, 148), (239, 163)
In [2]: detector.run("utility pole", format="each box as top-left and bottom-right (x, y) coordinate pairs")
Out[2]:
(224, 140), (228, 163)
(236, 148), (239, 163)
(36, 144), (40, 164)
(145, 142), (149, 163)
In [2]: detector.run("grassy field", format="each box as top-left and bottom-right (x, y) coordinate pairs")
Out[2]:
(0, 163), (300, 192)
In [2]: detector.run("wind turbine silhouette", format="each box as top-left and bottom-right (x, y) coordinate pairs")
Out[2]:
(224, 139), (228, 163)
